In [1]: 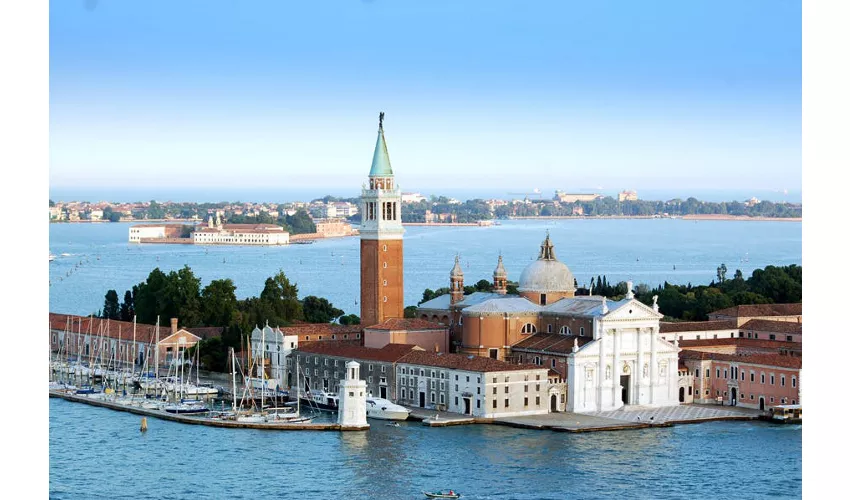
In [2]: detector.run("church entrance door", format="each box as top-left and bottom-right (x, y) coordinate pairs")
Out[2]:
(620, 375), (631, 405)
(550, 394), (558, 412)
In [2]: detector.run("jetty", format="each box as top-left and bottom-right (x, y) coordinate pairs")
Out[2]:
(49, 390), (369, 431)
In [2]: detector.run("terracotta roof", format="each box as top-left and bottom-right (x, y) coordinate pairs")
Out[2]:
(660, 320), (739, 333)
(397, 350), (539, 373)
(679, 349), (802, 369)
(49, 313), (160, 343)
(296, 342), (420, 363)
(678, 338), (799, 350)
(739, 319), (802, 335)
(278, 324), (362, 336)
(511, 332), (594, 354)
(709, 303), (802, 318)
(365, 318), (446, 330)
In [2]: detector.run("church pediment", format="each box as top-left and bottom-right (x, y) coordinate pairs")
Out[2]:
(604, 298), (663, 322)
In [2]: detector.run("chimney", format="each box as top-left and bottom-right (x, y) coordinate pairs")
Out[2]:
(171, 318), (178, 334)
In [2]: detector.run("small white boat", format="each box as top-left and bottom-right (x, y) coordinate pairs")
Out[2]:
(423, 491), (461, 499)
(49, 253), (56, 261)
(770, 404), (802, 424)
(366, 397), (410, 421)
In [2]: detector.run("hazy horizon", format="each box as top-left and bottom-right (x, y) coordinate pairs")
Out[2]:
(50, 1), (801, 195)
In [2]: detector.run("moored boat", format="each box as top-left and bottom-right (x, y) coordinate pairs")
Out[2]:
(300, 389), (339, 411)
(770, 404), (802, 424)
(366, 397), (410, 421)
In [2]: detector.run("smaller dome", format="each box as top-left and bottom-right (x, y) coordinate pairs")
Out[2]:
(450, 255), (464, 279)
(493, 254), (507, 279)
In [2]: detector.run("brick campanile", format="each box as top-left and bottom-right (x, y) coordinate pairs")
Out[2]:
(360, 112), (405, 327)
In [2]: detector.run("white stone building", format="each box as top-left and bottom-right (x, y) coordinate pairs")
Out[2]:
(565, 294), (680, 412)
(250, 325), (299, 389)
(128, 225), (166, 243)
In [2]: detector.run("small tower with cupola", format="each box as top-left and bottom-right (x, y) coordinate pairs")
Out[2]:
(493, 254), (508, 294)
(450, 255), (465, 305)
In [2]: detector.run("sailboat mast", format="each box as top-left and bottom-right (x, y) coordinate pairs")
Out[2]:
(154, 316), (160, 382)
(231, 348), (237, 413)
(261, 325), (266, 410)
(132, 316), (137, 374)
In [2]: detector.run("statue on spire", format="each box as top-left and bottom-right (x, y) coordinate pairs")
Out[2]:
(379, 111), (385, 129)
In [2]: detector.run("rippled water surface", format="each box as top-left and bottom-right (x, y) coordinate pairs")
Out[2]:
(49, 220), (802, 499)
(49, 219), (801, 316)
(49, 399), (801, 500)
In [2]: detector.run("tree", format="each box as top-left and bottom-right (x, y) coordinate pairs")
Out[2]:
(201, 279), (238, 327)
(339, 314), (361, 325)
(102, 290), (120, 320)
(285, 209), (317, 235)
(258, 270), (304, 323)
(473, 279), (493, 292)
(716, 263), (728, 283)
(119, 290), (134, 321)
(404, 305), (418, 318)
(302, 296), (344, 323)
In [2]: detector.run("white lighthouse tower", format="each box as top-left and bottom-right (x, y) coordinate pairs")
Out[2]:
(337, 361), (369, 429)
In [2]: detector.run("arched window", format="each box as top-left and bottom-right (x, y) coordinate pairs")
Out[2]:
(559, 326), (571, 335)
(521, 323), (536, 334)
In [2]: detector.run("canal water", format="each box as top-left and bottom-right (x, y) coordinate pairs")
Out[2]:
(48, 219), (802, 499)
(49, 219), (801, 317)
(49, 398), (801, 499)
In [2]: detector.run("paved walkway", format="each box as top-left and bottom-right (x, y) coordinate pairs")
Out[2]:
(585, 404), (763, 424)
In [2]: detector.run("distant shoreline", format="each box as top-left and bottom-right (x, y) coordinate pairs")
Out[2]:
(509, 215), (801, 222)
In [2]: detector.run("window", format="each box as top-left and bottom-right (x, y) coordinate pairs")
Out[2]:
(706, 369), (709, 379)
(770, 396), (774, 403)
(536, 396), (540, 405)
(524, 397), (529, 406)
(477, 387), (480, 394)
(579, 327), (585, 336)
(492, 377), (497, 383)
(493, 387), (497, 395)
(786, 335), (793, 342)
(477, 400), (481, 409)
(524, 385), (529, 393)
(792, 376), (796, 388)
(695, 368), (700, 378)
(521, 323), (536, 334)
(547, 324), (552, 333)
(724, 369), (727, 379)
(688, 387), (692, 395)
(504, 386), (509, 394)
(696, 335), (700, 340)
(440, 394), (445, 404)
(750, 372), (755, 382)
(541, 294), (547, 305)
(560, 326), (571, 334)
(769, 334), (776, 340)
(455, 385), (458, 391)
(770, 374), (775, 385)
(551, 359), (556, 368)
(505, 398), (510, 407)
(781, 375), (785, 387)
(430, 393), (435, 403)
(381, 366), (386, 373)
(455, 374), (458, 381)
(493, 400), (497, 409)
(455, 396), (458, 405)
(761, 373), (765, 384)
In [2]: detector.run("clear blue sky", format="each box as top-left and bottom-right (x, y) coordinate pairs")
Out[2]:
(49, 0), (801, 198)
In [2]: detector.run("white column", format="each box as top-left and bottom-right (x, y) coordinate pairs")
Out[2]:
(636, 327), (644, 404)
(612, 329), (620, 407)
(597, 325), (606, 412)
(650, 326), (657, 404)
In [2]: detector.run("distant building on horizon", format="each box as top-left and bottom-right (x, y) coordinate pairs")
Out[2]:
(554, 190), (603, 204)
(618, 190), (638, 202)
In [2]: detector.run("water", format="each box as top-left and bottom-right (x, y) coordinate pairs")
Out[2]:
(49, 220), (802, 498)
(49, 219), (802, 317)
(49, 398), (801, 499)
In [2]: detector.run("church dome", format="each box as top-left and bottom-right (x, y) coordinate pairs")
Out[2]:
(518, 233), (576, 293)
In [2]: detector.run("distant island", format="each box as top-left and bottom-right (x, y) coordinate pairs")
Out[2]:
(49, 191), (801, 226)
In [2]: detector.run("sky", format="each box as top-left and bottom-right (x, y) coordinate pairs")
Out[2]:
(49, 0), (801, 201)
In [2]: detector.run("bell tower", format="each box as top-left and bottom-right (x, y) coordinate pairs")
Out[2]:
(360, 112), (405, 327)
(450, 255), (465, 305)
(493, 254), (508, 294)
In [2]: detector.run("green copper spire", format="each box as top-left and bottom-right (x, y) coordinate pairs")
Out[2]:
(369, 112), (393, 177)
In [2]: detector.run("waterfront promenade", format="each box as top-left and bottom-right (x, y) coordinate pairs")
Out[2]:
(404, 403), (760, 432)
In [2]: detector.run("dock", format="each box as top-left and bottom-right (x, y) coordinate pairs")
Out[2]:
(49, 390), (369, 431)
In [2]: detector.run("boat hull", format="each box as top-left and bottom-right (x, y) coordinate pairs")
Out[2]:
(366, 409), (410, 421)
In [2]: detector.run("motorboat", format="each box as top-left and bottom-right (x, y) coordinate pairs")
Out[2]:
(423, 491), (461, 499)
(300, 389), (339, 411)
(164, 400), (210, 415)
(366, 397), (410, 421)
(770, 404), (802, 424)
(75, 385), (100, 395)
